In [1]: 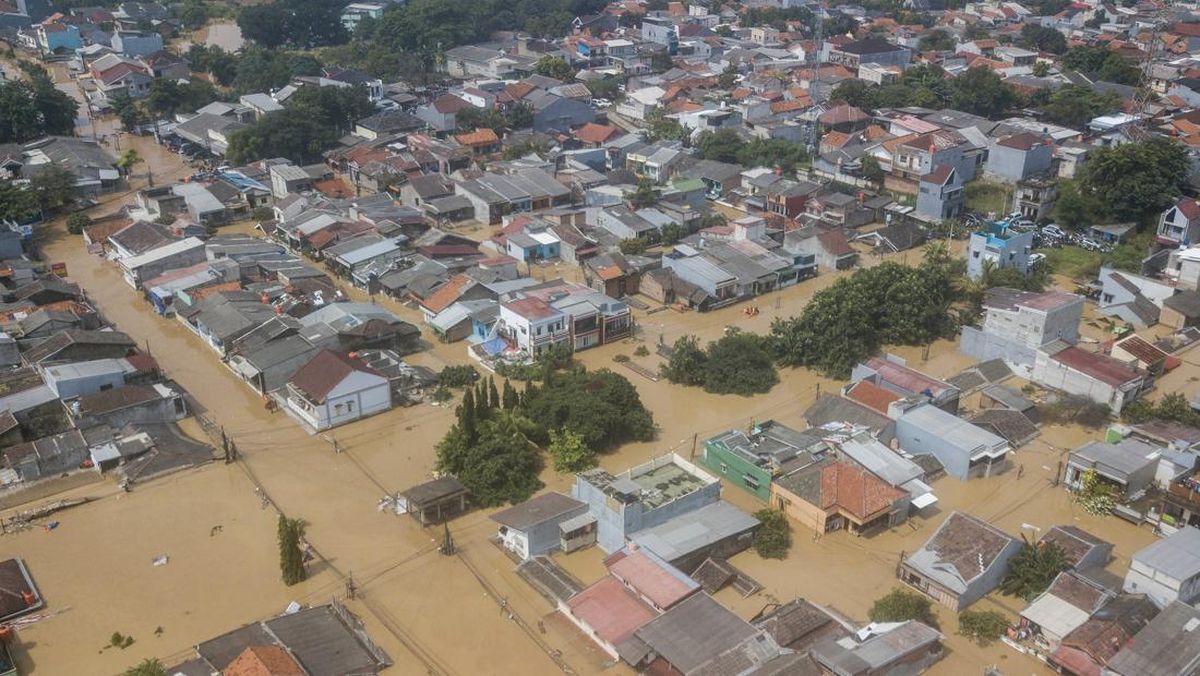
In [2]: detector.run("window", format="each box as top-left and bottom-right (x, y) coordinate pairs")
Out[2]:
(972, 251), (980, 258)
(1102, 293), (1114, 303)
(720, 462), (728, 474)
(743, 474), (760, 489)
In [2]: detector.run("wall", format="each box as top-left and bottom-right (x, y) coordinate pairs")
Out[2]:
(81, 392), (186, 429)
(770, 482), (829, 533)
(700, 443), (771, 501)
(321, 372), (391, 429)
(960, 326), (1039, 376)
(895, 414), (969, 480)
(959, 538), (1022, 610)
(1124, 559), (1200, 607)
(1031, 351), (1133, 413)
(522, 504), (590, 559)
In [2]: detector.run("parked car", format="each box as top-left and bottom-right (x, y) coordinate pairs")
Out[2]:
(1041, 225), (1067, 239)
(593, 98), (611, 108)
(1079, 237), (1104, 251)
(1029, 252), (1047, 267)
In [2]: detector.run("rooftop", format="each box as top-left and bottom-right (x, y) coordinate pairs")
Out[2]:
(578, 454), (714, 510)
(1131, 526), (1200, 581)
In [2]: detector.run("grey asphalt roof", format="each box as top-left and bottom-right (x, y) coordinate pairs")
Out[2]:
(812, 621), (941, 674)
(1069, 439), (1159, 480)
(490, 491), (585, 530)
(1106, 601), (1200, 676)
(264, 604), (388, 675)
(900, 404), (1007, 458)
(629, 500), (759, 563)
(632, 593), (762, 674)
(1131, 526), (1200, 582)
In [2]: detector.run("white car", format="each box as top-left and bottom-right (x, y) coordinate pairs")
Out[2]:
(1029, 252), (1046, 267)
(593, 98), (611, 108)
(1041, 225), (1066, 239)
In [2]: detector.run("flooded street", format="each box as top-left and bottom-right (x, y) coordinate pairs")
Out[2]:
(0, 158), (1174, 676)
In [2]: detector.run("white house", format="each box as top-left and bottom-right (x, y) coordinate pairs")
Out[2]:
(282, 349), (391, 431)
(1123, 526), (1200, 608)
(118, 237), (206, 288)
(496, 297), (569, 357)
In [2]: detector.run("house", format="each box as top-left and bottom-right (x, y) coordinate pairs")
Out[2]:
(177, 291), (277, 356)
(804, 394), (897, 445)
(961, 287), (1084, 376)
(851, 355), (960, 413)
(1032, 342), (1146, 414)
(1015, 175), (1058, 221)
(809, 621), (944, 676)
(1161, 291), (1200, 330)
(622, 593), (784, 674)
(1111, 334), (1169, 378)
(0, 558), (44, 623)
(222, 645), (303, 676)
(39, 357), (138, 399)
(627, 500), (760, 573)
(752, 598), (851, 653)
(966, 222), (1035, 281)
(700, 420), (829, 501)
(18, 136), (120, 195)
(898, 511), (1022, 611)
(830, 429), (937, 510)
(1049, 594), (1160, 676)
(561, 574), (659, 660)
(529, 92), (596, 134)
(571, 454), (721, 553)
(2, 429), (88, 481)
(1106, 601), (1200, 676)
(491, 491), (591, 560)
(398, 476), (469, 526)
(781, 227), (857, 272)
(282, 349), (391, 432)
(894, 402), (1010, 481)
(915, 165), (963, 221)
(978, 384), (1038, 422)
(1066, 438), (1161, 500)
(118, 237), (206, 288)
(1020, 570), (1115, 650)
(1124, 526), (1200, 608)
(21, 329), (136, 365)
(1158, 197), (1200, 248)
(69, 383), (186, 429)
(1096, 267), (1174, 328)
(772, 459), (909, 536)
(456, 169), (572, 224)
(110, 29), (161, 56)
(827, 37), (911, 69)
(986, 132), (1053, 182)
(1040, 525), (1113, 572)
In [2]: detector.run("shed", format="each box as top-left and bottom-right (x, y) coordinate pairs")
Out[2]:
(400, 476), (469, 526)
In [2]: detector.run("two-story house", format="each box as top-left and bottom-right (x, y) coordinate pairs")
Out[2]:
(1158, 197), (1200, 248)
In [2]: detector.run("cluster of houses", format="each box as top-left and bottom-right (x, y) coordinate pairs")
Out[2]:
(0, 266), (209, 491)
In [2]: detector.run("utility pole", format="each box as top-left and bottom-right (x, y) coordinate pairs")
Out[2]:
(689, 433), (698, 461)
(346, 572), (358, 599)
(438, 524), (456, 555)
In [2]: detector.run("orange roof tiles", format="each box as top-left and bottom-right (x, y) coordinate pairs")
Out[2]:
(420, 274), (474, 313)
(454, 128), (500, 147)
(845, 380), (902, 414)
(819, 461), (906, 521)
(222, 645), (303, 676)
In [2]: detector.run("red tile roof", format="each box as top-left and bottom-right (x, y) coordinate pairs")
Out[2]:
(607, 548), (696, 610)
(505, 297), (560, 321)
(1176, 197), (1200, 220)
(433, 94), (470, 114)
(817, 230), (854, 257)
(845, 380), (902, 414)
(1112, 335), (1167, 366)
(1051, 346), (1141, 387)
(575, 122), (621, 145)
(454, 127), (500, 147)
(288, 349), (382, 404)
(420, 274), (475, 313)
(997, 132), (1046, 151)
(863, 357), (951, 397)
(819, 462), (906, 520)
(566, 576), (657, 644)
(222, 645), (303, 676)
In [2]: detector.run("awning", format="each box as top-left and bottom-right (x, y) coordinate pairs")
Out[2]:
(911, 492), (938, 510)
(559, 513), (596, 533)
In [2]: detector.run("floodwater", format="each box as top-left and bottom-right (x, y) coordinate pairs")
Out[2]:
(2, 177), (1179, 676)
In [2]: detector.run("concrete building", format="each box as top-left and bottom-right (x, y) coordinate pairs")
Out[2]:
(118, 237), (206, 288)
(700, 420), (829, 502)
(572, 454), (721, 553)
(1032, 342), (1146, 414)
(915, 165), (964, 221)
(894, 402), (1010, 481)
(641, 16), (679, 54)
(851, 355), (961, 413)
(1123, 527), (1200, 608)
(986, 132), (1053, 182)
(966, 222), (1035, 280)
(1158, 197), (1200, 248)
(960, 288), (1084, 376)
(490, 492), (590, 560)
(282, 350), (391, 431)
(827, 37), (911, 69)
(899, 511), (1022, 611)
(1065, 438), (1161, 500)
(1096, 267), (1173, 328)
(772, 459), (910, 536)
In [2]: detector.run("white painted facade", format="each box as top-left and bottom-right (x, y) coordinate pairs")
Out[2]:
(286, 370), (391, 431)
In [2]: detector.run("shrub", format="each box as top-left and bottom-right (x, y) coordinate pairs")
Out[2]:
(65, 212), (90, 235)
(869, 589), (938, 628)
(958, 609), (1010, 644)
(1001, 539), (1070, 600)
(751, 509), (792, 559)
(633, 345), (649, 357)
(438, 364), (479, 388)
(612, 354), (630, 363)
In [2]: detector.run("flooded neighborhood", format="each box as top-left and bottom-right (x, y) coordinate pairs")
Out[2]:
(3, 0), (1200, 675)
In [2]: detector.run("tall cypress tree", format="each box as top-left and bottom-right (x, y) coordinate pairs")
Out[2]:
(278, 515), (307, 586)
(474, 383), (489, 419)
(502, 379), (518, 410)
(488, 377), (500, 411)
(460, 388), (476, 442)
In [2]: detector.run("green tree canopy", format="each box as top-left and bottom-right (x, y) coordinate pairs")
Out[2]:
(238, 0), (348, 48)
(1080, 138), (1191, 222)
(1000, 539), (1069, 600)
(277, 515), (307, 586)
(661, 335), (708, 386)
(702, 331), (779, 396)
(1019, 24), (1067, 53)
(28, 165), (78, 213)
(0, 65), (79, 143)
(533, 56), (575, 82)
(752, 509), (792, 559)
(869, 589), (938, 627)
(549, 428), (595, 473)
(1042, 85), (1120, 129)
(225, 85), (375, 164)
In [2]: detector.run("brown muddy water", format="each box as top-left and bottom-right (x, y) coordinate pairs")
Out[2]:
(1, 189), (1174, 675)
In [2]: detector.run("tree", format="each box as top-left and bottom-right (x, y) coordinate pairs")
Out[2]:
(124, 659), (167, 676)
(239, 0), (347, 48)
(736, 138), (808, 175)
(643, 107), (687, 143)
(958, 610), (1010, 644)
(949, 66), (1017, 118)
(533, 56), (575, 82)
(1080, 139), (1191, 222)
(520, 368), (655, 451)
(110, 92), (148, 132)
(0, 71), (79, 142)
(549, 428), (594, 472)
(1019, 24), (1067, 54)
(0, 180), (38, 222)
(695, 128), (744, 164)
(918, 30), (956, 51)
(66, 212), (90, 235)
(650, 51), (673, 73)
(628, 178), (660, 209)
(1074, 468), (1117, 515)
(619, 238), (648, 255)
(660, 222), (686, 244)
(1032, 61), (1050, 77)
(277, 515), (307, 585)
(830, 78), (875, 109)
(1001, 539), (1069, 600)
(226, 85), (375, 164)
(1042, 85), (1120, 128)
(117, 149), (143, 178)
(1053, 179), (1107, 231)
(661, 335), (708, 386)
(751, 509), (791, 559)
(702, 331), (778, 396)
(1063, 46), (1140, 85)
(869, 589), (938, 627)
(502, 379), (519, 409)
(861, 155), (884, 184)
(28, 165), (78, 212)
(436, 413), (543, 506)
(145, 79), (220, 118)
(718, 63), (738, 89)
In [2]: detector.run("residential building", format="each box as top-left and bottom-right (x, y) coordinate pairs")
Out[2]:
(623, 593), (785, 674)
(1158, 197), (1200, 248)
(495, 297), (569, 357)
(282, 349), (391, 431)
(1049, 594), (1160, 676)
(915, 165), (964, 221)
(641, 16), (679, 54)
(851, 356), (961, 413)
(1123, 526), (1200, 608)
(117, 237), (206, 288)
(1096, 267), (1174, 328)
(399, 476), (469, 526)
(571, 454), (721, 552)
(1015, 175), (1057, 221)
(1032, 342), (1146, 414)
(960, 287), (1084, 376)
(827, 37), (911, 69)
(110, 29), (161, 57)
(810, 621), (944, 676)
(1107, 601), (1200, 676)
(966, 222), (1035, 280)
(700, 420), (829, 501)
(898, 511), (1023, 611)
(340, 1), (386, 33)
(1039, 525), (1113, 572)
(1019, 570), (1115, 650)
(1066, 438), (1161, 500)
(627, 500), (760, 572)
(894, 402), (1010, 481)
(986, 132), (1053, 182)
(491, 491), (591, 560)
(771, 459), (910, 536)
